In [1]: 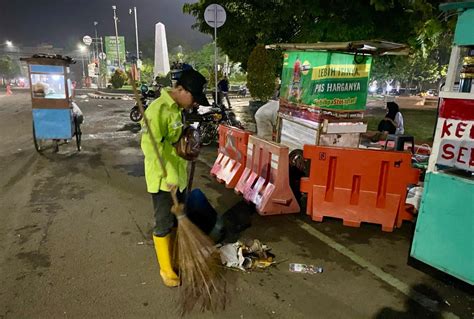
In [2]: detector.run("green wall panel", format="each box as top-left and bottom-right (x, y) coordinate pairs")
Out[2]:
(411, 172), (474, 284)
(454, 9), (474, 46)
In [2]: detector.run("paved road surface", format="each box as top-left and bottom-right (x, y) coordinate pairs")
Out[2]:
(0, 92), (472, 319)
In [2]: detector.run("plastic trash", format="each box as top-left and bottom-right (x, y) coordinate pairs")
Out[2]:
(289, 263), (323, 274)
(406, 186), (423, 211)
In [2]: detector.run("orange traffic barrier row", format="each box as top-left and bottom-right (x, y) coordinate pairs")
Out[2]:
(300, 146), (419, 232)
(235, 135), (300, 215)
(211, 125), (251, 188)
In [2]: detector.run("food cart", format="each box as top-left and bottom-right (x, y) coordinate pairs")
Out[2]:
(410, 2), (474, 285)
(266, 41), (409, 150)
(20, 54), (82, 153)
(211, 41), (423, 224)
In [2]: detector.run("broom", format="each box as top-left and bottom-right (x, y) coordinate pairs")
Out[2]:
(128, 74), (226, 314)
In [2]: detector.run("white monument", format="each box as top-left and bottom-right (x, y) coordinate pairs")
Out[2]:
(154, 22), (170, 77)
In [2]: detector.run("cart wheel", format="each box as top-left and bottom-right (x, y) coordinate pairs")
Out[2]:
(74, 118), (82, 151)
(32, 122), (43, 153)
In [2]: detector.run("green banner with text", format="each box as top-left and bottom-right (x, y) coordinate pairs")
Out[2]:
(281, 51), (372, 111)
(104, 36), (126, 67)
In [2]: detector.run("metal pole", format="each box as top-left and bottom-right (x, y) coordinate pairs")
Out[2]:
(133, 6), (140, 81)
(94, 21), (99, 88)
(81, 52), (85, 78)
(134, 7), (139, 62)
(94, 21), (99, 61)
(112, 5), (121, 68)
(214, 6), (218, 105)
(100, 37), (104, 88)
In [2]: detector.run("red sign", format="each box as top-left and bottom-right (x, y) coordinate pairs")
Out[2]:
(436, 118), (474, 171)
(434, 98), (474, 171)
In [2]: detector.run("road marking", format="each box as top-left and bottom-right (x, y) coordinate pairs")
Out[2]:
(82, 131), (137, 140)
(295, 219), (459, 319)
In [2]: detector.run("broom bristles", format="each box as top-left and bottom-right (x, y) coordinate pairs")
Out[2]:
(176, 215), (226, 315)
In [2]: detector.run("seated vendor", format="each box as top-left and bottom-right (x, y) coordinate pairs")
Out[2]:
(377, 102), (404, 135)
(362, 102), (405, 144)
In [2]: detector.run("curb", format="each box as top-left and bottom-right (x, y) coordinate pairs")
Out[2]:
(87, 93), (132, 100)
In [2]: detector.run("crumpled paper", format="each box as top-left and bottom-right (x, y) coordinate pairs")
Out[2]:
(219, 239), (275, 271)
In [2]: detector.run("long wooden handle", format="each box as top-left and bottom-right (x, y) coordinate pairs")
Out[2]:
(128, 73), (167, 178)
(187, 161), (196, 196)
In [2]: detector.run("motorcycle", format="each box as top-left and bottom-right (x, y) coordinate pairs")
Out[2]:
(194, 103), (243, 146)
(129, 83), (162, 122)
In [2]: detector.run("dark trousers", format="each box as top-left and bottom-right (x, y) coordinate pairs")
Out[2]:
(221, 92), (231, 107)
(151, 190), (186, 237)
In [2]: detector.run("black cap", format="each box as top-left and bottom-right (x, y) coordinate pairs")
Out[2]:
(176, 69), (210, 106)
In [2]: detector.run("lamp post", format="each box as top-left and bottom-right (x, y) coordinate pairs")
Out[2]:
(78, 44), (86, 79)
(93, 21), (102, 88)
(93, 21), (99, 61)
(129, 6), (140, 80)
(112, 5), (121, 68)
(129, 7), (140, 63)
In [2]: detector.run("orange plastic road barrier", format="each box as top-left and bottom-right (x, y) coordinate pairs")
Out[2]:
(211, 125), (251, 188)
(6, 85), (12, 96)
(300, 146), (419, 232)
(235, 135), (300, 215)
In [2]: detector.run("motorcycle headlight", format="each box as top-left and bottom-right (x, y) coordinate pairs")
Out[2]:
(213, 113), (222, 121)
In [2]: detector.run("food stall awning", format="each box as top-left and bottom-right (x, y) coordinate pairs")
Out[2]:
(20, 54), (75, 66)
(265, 40), (409, 56)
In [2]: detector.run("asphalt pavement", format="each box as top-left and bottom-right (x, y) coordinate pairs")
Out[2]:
(0, 92), (472, 319)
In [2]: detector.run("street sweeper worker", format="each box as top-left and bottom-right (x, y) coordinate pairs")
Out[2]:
(141, 69), (210, 287)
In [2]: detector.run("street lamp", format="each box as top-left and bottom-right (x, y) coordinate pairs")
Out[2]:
(5, 40), (13, 47)
(129, 7), (140, 62)
(129, 6), (140, 80)
(112, 5), (121, 68)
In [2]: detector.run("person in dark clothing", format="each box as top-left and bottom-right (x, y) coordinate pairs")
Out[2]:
(217, 75), (231, 108)
(378, 102), (404, 134)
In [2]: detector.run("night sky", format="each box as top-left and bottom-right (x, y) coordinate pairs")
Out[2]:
(0, 0), (211, 52)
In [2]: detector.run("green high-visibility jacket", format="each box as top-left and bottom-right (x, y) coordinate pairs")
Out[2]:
(141, 89), (187, 193)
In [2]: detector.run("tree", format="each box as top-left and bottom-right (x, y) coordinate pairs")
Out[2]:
(370, 17), (454, 92)
(110, 69), (127, 89)
(186, 43), (226, 74)
(247, 44), (275, 101)
(183, 0), (446, 69)
(0, 56), (21, 83)
(139, 59), (155, 84)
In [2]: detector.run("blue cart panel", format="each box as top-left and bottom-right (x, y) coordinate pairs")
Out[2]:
(33, 109), (73, 139)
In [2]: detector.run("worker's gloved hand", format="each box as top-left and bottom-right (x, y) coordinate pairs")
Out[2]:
(168, 185), (185, 217)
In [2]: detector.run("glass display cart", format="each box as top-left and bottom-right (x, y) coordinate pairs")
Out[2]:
(20, 54), (81, 152)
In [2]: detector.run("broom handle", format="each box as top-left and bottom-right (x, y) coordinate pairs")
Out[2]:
(187, 160), (196, 196)
(129, 74), (181, 207)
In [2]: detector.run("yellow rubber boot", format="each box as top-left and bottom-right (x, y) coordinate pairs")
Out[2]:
(153, 234), (180, 287)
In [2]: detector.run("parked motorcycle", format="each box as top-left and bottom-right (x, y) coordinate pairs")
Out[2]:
(194, 103), (243, 146)
(129, 83), (162, 122)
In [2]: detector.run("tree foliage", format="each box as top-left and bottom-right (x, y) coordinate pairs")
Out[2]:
(0, 56), (21, 81)
(110, 69), (127, 89)
(140, 58), (155, 84)
(247, 44), (276, 101)
(370, 16), (454, 90)
(183, 0), (445, 70)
